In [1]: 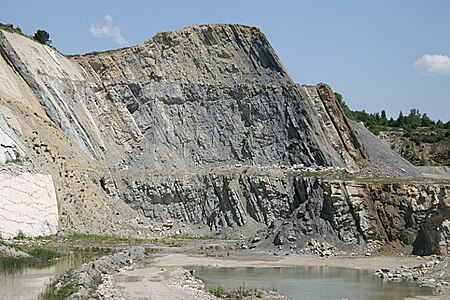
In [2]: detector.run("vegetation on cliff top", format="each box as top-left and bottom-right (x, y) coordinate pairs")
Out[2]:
(33, 29), (51, 45)
(335, 92), (450, 132)
(0, 22), (51, 45)
(0, 22), (24, 35)
(336, 92), (450, 166)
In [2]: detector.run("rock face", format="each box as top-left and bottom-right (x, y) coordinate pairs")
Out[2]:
(0, 24), (446, 255)
(106, 169), (449, 255)
(0, 172), (58, 238)
(1, 25), (366, 171)
(263, 180), (450, 256)
(378, 130), (450, 167)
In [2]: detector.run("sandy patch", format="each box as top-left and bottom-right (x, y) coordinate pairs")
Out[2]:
(153, 253), (426, 271)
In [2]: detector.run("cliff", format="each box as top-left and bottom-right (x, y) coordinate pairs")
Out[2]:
(0, 24), (446, 255)
(0, 24), (366, 170)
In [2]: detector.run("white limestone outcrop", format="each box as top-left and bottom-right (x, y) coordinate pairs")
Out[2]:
(0, 172), (58, 238)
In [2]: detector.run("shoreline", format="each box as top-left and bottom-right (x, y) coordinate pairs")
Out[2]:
(33, 242), (448, 299)
(109, 252), (442, 300)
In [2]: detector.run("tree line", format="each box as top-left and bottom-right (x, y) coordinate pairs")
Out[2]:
(335, 92), (450, 134)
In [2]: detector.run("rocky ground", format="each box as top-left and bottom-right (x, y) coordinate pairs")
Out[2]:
(375, 257), (450, 297)
(351, 121), (422, 178)
(40, 241), (450, 300)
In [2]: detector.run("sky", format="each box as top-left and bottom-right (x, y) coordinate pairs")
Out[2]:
(1, 1), (449, 121)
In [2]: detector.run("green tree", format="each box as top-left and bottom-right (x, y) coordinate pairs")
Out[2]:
(379, 110), (387, 125)
(334, 92), (353, 119)
(421, 113), (433, 127)
(407, 108), (422, 129)
(33, 29), (51, 45)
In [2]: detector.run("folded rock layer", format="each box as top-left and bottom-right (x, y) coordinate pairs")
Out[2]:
(0, 24), (446, 255)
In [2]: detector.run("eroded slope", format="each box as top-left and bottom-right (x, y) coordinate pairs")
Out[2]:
(1, 24), (447, 255)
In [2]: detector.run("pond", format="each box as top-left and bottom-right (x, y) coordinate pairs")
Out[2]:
(192, 265), (433, 300)
(0, 254), (94, 300)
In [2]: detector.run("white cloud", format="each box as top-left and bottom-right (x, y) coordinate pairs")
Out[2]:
(89, 15), (128, 46)
(414, 54), (450, 76)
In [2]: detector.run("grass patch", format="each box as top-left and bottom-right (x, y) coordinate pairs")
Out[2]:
(166, 240), (184, 248)
(210, 286), (226, 297)
(70, 245), (113, 256)
(66, 233), (142, 244)
(0, 22), (26, 35)
(39, 278), (78, 300)
(355, 177), (450, 185)
(209, 284), (278, 299)
(0, 247), (60, 273)
(67, 233), (124, 242)
(170, 234), (223, 240)
(90, 274), (103, 289)
(144, 247), (159, 255)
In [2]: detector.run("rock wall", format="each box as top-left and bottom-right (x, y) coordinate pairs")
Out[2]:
(0, 23), (440, 256)
(72, 24), (367, 171)
(102, 170), (449, 255)
(379, 130), (450, 166)
(0, 25), (367, 173)
(0, 32), (123, 236)
(0, 172), (58, 238)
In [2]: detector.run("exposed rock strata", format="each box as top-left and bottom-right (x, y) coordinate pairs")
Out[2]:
(102, 171), (449, 255)
(0, 31), (121, 236)
(0, 24), (370, 237)
(0, 24), (444, 256)
(1, 26), (367, 172)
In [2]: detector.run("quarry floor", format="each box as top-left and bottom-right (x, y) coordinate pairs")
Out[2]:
(107, 240), (449, 300)
(4, 237), (448, 299)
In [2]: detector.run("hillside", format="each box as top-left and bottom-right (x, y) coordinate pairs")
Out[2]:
(379, 129), (450, 166)
(0, 25), (448, 256)
(335, 95), (450, 166)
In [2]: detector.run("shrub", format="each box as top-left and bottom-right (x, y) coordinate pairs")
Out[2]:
(34, 29), (51, 45)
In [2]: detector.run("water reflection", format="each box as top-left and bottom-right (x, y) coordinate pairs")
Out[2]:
(0, 254), (92, 300)
(193, 266), (433, 300)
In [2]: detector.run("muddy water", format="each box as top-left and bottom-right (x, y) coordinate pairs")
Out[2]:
(0, 255), (91, 300)
(193, 265), (434, 300)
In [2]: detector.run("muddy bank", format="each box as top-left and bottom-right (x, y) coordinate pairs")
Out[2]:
(41, 244), (449, 299)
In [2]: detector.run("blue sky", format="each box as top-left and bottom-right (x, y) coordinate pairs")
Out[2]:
(2, 1), (449, 121)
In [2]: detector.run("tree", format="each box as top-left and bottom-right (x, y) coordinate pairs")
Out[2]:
(421, 113), (433, 127)
(334, 92), (353, 119)
(407, 108), (422, 129)
(380, 110), (387, 125)
(34, 29), (51, 45)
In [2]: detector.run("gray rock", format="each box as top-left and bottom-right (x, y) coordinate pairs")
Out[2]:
(1, 24), (448, 258)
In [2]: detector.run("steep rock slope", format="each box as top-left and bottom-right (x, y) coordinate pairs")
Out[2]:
(72, 24), (366, 171)
(2, 24), (445, 255)
(101, 168), (448, 255)
(0, 31), (122, 235)
(0, 24), (366, 234)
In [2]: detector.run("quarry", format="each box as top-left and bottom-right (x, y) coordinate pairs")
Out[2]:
(0, 24), (448, 299)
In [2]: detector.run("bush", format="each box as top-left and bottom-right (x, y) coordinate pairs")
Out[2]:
(34, 29), (51, 45)
(0, 22), (23, 34)
(210, 286), (225, 297)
